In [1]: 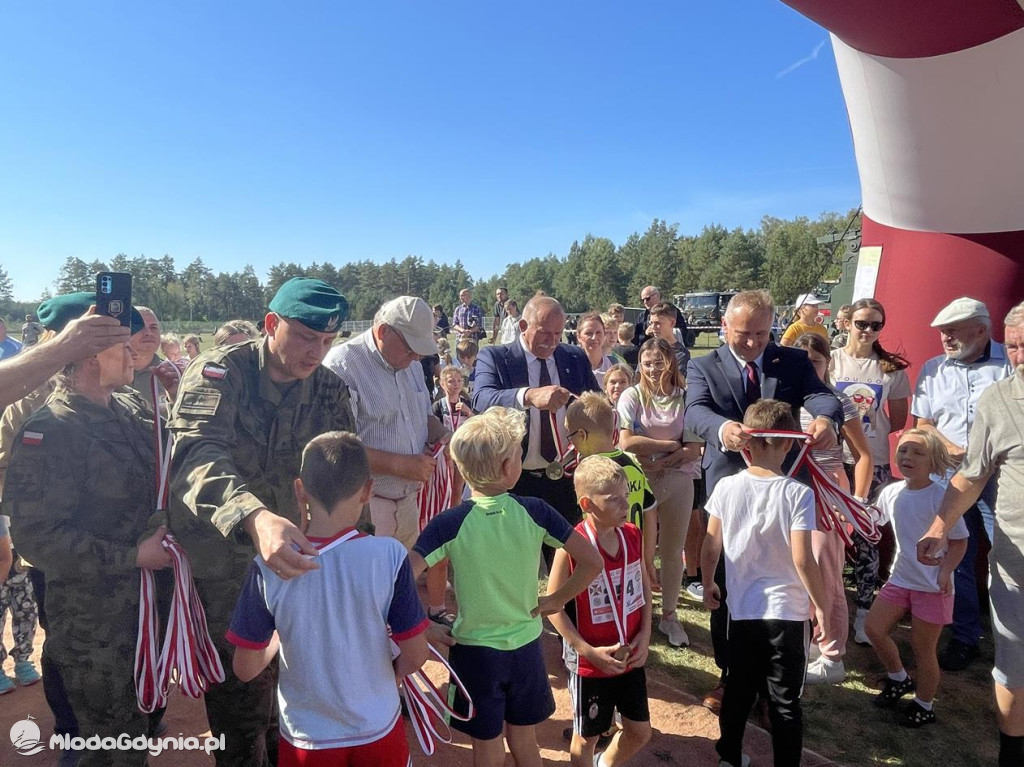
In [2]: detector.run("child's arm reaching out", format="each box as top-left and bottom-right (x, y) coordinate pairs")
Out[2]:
(534, 531), (602, 617)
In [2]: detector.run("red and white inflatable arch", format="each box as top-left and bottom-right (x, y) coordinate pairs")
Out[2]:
(782, 1), (1024, 365)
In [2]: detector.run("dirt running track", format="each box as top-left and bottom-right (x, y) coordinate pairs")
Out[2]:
(0, 623), (840, 767)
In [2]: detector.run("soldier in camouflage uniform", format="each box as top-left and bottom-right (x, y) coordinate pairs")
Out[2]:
(166, 278), (355, 767)
(3, 315), (172, 767)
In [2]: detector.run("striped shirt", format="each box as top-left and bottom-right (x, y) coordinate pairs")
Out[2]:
(323, 330), (430, 499)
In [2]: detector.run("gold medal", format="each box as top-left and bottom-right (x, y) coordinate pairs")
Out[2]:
(545, 461), (564, 481)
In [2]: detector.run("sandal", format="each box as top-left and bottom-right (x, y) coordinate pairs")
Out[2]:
(872, 676), (915, 708)
(899, 700), (936, 728)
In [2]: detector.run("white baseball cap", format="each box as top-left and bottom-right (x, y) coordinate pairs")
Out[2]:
(377, 296), (438, 356)
(794, 293), (824, 308)
(931, 297), (989, 327)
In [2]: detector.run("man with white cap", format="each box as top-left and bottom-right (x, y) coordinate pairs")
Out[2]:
(323, 296), (438, 550)
(913, 296), (1010, 671)
(780, 292), (828, 346)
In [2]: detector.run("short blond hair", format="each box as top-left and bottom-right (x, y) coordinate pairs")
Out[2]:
(617, 322), (633, 343)
(565, 391), (615, 437)
(449, 407), (526, 490)
(573, 455), (626, 500)
(725, 289), (774, 320)
(898, 428), (954, 476)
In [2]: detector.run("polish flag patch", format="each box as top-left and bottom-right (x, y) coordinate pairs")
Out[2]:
(22, 431), (44, 446)
(202, 364), (227, 380)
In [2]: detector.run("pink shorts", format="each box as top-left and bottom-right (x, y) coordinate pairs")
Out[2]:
(877, 583), (954, 625)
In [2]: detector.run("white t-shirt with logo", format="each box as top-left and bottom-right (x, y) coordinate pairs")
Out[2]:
(705, 472), (816, 621)
(830, 349), (911, 466)
(876, 480), (969, 594)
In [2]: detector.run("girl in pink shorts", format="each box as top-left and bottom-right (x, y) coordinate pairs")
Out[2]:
(865, 429), (969, 727)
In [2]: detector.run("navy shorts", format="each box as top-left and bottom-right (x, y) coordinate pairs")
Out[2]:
(567, 668), (649, 738)
(447, 637), (555, 740)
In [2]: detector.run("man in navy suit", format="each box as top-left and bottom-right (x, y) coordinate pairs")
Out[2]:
(685, 289), (844, 712)
(473, 296), (600, 561)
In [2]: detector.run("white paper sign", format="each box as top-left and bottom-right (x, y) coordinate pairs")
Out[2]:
(852, 246), (882, 302)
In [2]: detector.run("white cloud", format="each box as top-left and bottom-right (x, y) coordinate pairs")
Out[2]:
(776, 39), (828, 79)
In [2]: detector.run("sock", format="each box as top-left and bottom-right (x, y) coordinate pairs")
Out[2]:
(428, 604), (445, 615)
(597, 756), (611, 767)
(999, 732), (1024, 767)
(913, 697), (933, 711)
(888, 669), (909, 682)
(820, 656), (838, 668)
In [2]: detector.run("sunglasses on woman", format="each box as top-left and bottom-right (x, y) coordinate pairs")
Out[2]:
(853, 320), (884, 332)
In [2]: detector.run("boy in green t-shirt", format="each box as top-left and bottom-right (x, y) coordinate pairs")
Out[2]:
(411, 407), (602, 767)
(566, 392), (659, 585)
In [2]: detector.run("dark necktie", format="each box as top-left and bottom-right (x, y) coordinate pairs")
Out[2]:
(538, 359), (557, 462)
(745, 361), (761, 404)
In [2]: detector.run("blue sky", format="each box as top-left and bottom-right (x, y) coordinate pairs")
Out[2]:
(0, 2), (858, 301)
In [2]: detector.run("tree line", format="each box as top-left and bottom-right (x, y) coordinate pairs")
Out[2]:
(0, 208), (859, 325)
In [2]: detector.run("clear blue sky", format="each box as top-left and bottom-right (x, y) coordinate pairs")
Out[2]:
(0, 2), (858, 301)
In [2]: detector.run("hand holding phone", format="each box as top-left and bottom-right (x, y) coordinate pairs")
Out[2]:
(96, 272), (133, 328)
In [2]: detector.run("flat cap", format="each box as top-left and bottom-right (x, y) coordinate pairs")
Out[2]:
(268, 278), (348, 333)
(931, 297), (989, 327)
(37, 292), (145, 334)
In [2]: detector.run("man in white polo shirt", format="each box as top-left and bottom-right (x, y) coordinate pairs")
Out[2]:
(323, 296), (438, 550)
(913, 297), (1010, 671)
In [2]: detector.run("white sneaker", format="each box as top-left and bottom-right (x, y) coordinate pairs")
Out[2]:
(685, 581), (704, 600)
(805, 657), (846, 685)
(853, 608), (872, 646)
(658, 616), (690, 647)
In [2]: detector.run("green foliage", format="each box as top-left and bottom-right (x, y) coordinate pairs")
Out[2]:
(38, 208), (859, 322)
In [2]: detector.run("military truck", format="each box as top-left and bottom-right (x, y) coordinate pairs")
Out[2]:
(674, 291), (737, 346)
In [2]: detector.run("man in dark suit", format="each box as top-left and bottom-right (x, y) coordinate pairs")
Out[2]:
(685, 289), (843, 712)
(633, 285), (688, 348)
(473, 296), (600, 562)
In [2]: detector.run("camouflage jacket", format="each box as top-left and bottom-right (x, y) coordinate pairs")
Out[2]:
(1, 389), (161, 581)
(167, 338), (354, 579)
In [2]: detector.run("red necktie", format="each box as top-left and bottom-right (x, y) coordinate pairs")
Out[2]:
(745, 361), (761, 404)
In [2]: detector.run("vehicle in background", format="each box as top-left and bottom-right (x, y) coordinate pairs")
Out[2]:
(675, 291), (737, 347)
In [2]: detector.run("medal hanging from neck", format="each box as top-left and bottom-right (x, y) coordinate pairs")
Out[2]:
(446, 399), (460, 433)
(545, 410), (579, 480)
(583, 520), (630, 649)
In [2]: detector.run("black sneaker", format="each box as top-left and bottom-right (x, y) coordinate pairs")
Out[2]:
(899, 700), (936, 728)
(938, 639), (979, 672)
(873, 676), (915, 709)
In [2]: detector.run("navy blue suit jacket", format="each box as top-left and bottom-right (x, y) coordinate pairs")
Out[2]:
(684, 343), (844, 494)
(473, 341), (600, 453)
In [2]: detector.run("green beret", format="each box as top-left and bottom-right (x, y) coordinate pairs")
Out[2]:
(268, 278), (348, 332)
(37, 292), (145, 335)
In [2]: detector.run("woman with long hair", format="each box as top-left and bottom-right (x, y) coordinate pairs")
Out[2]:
(616, 338), (701, 648)
(577, 311), (616, 386)
(830, 298), (911, 646)
(793, 332), (873, 684)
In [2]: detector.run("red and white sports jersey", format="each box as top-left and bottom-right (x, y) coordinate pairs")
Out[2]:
(564, 521), (645, 678)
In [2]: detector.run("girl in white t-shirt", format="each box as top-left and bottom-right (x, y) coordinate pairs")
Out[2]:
(617, 338), (701, 648)
(865, 429), (968, 728)
(830, 297), (911, 644)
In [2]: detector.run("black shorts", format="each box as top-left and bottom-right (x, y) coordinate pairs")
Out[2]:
(567, 667), (650, 738)
(693, 473), (707, 509)
(447, 637), (555, 741)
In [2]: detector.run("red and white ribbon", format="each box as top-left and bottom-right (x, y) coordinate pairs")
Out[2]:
(418, 443), (453, 531)
(135, 534), (227, 712)
(136, 369), (226, 712)
(400, 644), (475, 756)
(549, 410), (580, 476)
(741, 429), (883, 545)
(582, 522), (630, 646)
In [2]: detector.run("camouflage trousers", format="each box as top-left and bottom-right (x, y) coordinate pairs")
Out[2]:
(0, 569), (38, 665)
(851, 464), (893, 610)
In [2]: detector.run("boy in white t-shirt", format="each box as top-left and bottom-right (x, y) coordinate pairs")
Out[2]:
(227, 432), (430, 767)
(701, 400), (829, 767)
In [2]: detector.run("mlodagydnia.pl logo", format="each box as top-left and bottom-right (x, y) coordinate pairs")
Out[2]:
(10, 716), (45, 756)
